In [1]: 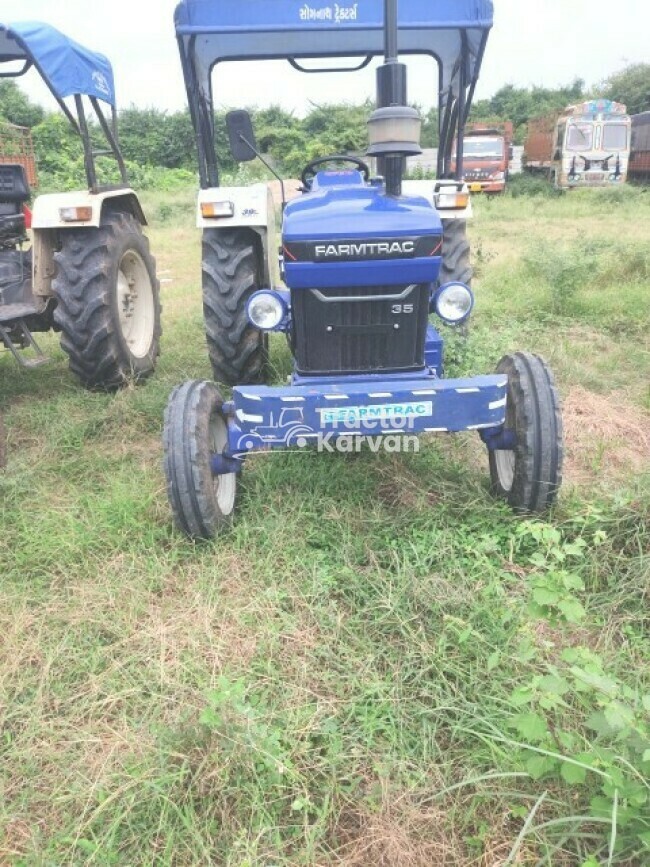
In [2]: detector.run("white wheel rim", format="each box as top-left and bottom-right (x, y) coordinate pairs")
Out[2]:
(495, 449), (515, 492)
(117, 250), (155, 359)
(210, 410), (236, 516)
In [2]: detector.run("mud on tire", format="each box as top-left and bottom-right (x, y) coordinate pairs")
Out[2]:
(163, 379), (237, 540)
(202, 227), (268, 386)
(53, 210), (161, 390)
(489, 352), (563, 513)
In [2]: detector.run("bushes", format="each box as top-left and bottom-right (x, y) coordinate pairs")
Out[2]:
(522, 237), (650, 321)
(37, 154), (195, 194)
(507, 173), (564, 199)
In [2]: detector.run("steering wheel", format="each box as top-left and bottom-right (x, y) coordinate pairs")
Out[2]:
(301, 155), (371, 189)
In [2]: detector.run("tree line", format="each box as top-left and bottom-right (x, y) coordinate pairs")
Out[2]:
(1, 63), (648, 185)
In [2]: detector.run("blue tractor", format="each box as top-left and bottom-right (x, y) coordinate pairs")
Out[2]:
(164, 0), (563, 539)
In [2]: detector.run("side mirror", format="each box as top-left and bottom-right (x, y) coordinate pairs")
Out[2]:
(553, 149), (562, 161)
(508, 145), (514, 161)
(226, 110), (257, 162)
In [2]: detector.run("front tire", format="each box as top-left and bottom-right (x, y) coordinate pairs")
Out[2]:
(163, 380), (237, 540)
(202, 228), (268, 386)
(53, 210), (161, 390)
(489, 352), (563, 513)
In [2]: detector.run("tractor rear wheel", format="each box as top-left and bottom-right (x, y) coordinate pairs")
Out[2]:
(53, 210), (161, 390)
(489, 352), (563, 513)
(202, 227), (269, 386)
(439, 218), (472, 287)
(163, 379), (237, 539)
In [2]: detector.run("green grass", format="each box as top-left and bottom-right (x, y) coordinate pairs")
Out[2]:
(1, 188), (649, 865)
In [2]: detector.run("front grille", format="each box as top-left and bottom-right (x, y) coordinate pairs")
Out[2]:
(291, 284), (429, 376)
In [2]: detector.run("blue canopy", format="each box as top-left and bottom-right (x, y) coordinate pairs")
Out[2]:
(174, 1), (494, 187)
(175, 0), (493, 33)
(175, 0), (493, 98)
(0, 21), (116, 107)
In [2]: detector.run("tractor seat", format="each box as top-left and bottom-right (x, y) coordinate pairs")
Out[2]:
(0, 164), (30, 245)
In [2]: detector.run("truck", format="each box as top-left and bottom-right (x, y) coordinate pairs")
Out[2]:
(629, 112), (650, 184)
(523, 99), (631, 189)
(454, 121), (513, 194)
(0, 122), (37, 187)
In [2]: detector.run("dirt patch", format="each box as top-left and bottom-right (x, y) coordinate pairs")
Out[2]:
(330, 789), (534, 866)
(562, 386), (650, 486)
(332, 798), (459, 866)
(268, 178), (302, 208)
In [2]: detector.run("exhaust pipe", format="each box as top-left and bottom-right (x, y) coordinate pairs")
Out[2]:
(367, 0), (422, 196)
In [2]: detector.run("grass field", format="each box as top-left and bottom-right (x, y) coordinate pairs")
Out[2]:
(1, 185), (649, 865)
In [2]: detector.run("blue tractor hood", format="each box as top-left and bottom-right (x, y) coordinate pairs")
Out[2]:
(0, 21), (116, 106)
(282, 172), (443, 289)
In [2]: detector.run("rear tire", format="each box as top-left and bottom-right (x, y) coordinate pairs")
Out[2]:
(202, 228), (268, 386)
(439, 219), (472, 288)
(163, 379), (237, 540)
(438, 218), (472, 334)
(53, 210), (161, 390)
(489, 352), (563, 513)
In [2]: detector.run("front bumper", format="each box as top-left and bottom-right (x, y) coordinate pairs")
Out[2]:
(467, 180), (506, 194)
(224, 374), (508, 454)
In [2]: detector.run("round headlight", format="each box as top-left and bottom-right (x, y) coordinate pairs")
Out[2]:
(435, 282), (474, 324)
(247, 291), (285, 330)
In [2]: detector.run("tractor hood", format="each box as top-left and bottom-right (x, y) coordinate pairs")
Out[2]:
(282, 171), (442, 289)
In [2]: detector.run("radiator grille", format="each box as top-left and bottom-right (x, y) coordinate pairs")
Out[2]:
(291, 284), (429, 376)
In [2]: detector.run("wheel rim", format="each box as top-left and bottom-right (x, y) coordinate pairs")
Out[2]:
(117, 250), (155, 359)
(494, 389), (516, 492)
(494, 448), (515, 492)
(210, 410), (236, 516)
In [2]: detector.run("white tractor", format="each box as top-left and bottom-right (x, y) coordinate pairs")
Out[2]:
(0, 21), (161, 389)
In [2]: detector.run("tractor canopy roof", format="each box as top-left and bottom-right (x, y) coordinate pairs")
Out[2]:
(174, 0), (493, 92)
(0, 21), (115, 107)
(174, 0), (494, 188)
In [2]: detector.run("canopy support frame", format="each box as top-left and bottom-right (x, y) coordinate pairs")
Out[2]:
(0, 23), (131, 194)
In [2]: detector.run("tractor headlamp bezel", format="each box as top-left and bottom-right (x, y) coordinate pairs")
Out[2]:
(433, 282), (474, 324)
(246, 290), (288, 332)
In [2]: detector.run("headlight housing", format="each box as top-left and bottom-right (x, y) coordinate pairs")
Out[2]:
(434, 282), (474, 324)
(246, 290), (288, 331)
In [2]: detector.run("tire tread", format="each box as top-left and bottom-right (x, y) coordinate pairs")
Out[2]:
(163, 379), (233, 539)
(489, 352), (563, 513)
(52, 210), (161, 390)
(202, 227), (267, 386)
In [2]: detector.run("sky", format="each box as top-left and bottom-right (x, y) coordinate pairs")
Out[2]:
(3, 0), (649, 115)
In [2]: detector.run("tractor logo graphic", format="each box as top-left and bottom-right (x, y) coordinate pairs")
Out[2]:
(92, 70), (111, 97)
(236, 407), (314, 451)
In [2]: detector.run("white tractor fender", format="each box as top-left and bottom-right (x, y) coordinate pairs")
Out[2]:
(197, 184), (278, 287)
(30, 188), (147, 297)
(402, 179), (473, 221)
(31, 188), (147, 230)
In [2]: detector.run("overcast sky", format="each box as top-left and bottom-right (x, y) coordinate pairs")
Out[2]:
(5, 0), (649, 115)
